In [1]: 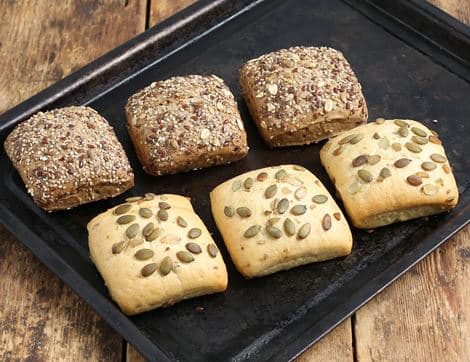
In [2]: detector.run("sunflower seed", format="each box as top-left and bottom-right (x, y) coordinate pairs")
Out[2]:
(224, 206), (235, 217)
(275, 169), (287, 180)
(126, 196), (142, 202)
(159, 257), (173, 275)
(116, 214), (136, 225)
(412, 135), (428, 145)
(188, 228), (202, 239)
(422, 184), (438, 196)
(158, 202), (171, 210)
(284, 218), (295, 236)
(322, 214), (332, 231)
(266, 225), (282, 238)
(177, 250), (195, 263)
(207, 244), (218, 257)
(232, 180), (242, 192)
(312, 195), (328, 204)
(352, 155), (368, 167)
(265, 184), (278, 198)
(141, 263), (157, 277)
(411, 127), (427, 137)
(398, 126), (409, 137)
(236, 207), (252, 217)
(277, 198), (289, 214)
(428, 135), (442, 145)
(394, 158), (411, 168)
(375, 118), (385, 124)
(142, 222), (155, 237)
(407, 175), (423, 186)
(379, 167), (392, 179)
(139, 208), (153, 218)
(244, 177), (254, 189)
(185, 242), (202, 254)
(430, 154), (447, 163)
(135, 249), (154, 260)
(391, 142), (402, 152)
(442, 164), (451, 174)
(257, 172), (268, 181)
(394, 119), (409, 127)
(349, 134), (364, 144)
(298, 223), (311, 239)
(114, 204), (132, 215)
(295, 186), (307, 200)
(421, 162), (436, 171)
(244, 225), (261, 238)
(146, 227), (162, 241)
(333, 146), (344, 156)
(367, 155), (381, 165)
(112, 241), (127, 254)
(176, 216), (187, 228)
(126, 223), (140, 238)
(291, 205), (307, 215)
(358, 169), (373, 183)
(338, 134), (356, 145)
(157, 209), (169, 221)
(406, 142), (422, 153)
(378, 136), (390, 149)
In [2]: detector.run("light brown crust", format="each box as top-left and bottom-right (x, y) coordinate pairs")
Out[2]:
(125, 74), (248, 176)
(4, 106), (134, 211)
(240, 46), (368, 147)
(320, 119), (459, 228)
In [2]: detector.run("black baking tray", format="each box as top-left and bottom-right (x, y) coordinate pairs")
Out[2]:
(1, 0), (469, 360)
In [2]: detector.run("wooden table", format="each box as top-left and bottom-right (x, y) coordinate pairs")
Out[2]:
(0, 1), (468, 360)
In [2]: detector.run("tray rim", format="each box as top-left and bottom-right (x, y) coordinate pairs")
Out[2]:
(1, 0), (469, 360)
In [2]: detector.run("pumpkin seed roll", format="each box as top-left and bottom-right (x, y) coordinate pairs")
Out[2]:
(240, 46), (368, 147)
(88, 194), (228, 315)
(125, 74), (248, 176)
(210, 165), (352, 278)
(320, 119), (459, 229)
(4, 106), (134, 211)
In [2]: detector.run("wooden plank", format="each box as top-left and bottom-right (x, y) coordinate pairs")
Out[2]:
(149, 0), (197, 26)
(0, 0), (146, 360)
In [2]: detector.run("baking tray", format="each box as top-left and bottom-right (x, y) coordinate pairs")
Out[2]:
(1, 0), (469, 360)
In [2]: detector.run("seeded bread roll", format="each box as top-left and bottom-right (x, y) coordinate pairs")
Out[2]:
(239, 46), (368, 147)
(88, 193), (228, 315)
(210, 165), (352, 278)
(4, 106), (134, 211)
(125, 74), (248, 176)
(320, 119), (459, 229)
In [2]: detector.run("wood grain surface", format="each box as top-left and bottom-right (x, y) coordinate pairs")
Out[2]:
(0, 0), (468, 361)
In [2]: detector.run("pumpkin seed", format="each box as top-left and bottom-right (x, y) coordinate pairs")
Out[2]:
(186, 242), (202, 254)
(378, 136), (390, 149)
(312, 195), (328, 204)
(407, 175), (423, 186)
(428, 135), (442, 145)
(293, 165), (306, 171)
(114, 204), (132, 215)
(367, 154), (381, 165)
(295, 186), (307, 200)
(188, 228), (202, 239)
(257, 172), (268, 181)
(422, 184), (438, 196)
(333, 212), (341, 221)
(442, 164), (451, 174)
(373, 132), (380, 139)
(286, 176), (303, 186)
(158, 201), (171, 210)
(398, 126), (409, 137)
(394, 158), (411, 168)
(126, 223), (140, 238)
(375, 118), (385, 124)
(236, 207), (252, 217)
(244, 177), (254, 189)
(144, 193), (155, 201)
(159, 257), (173, 275)
(379, 167), (392, 179)
(391, 142), (402, 152)
(176, 250), (195, 263)
(322, 214), (332, 231)
(207, 244), (218, 258)
(266, 225), (282, 238)
(358, 169), (373, 183)
(406, 142), (422, 153)
(416, 171), (430, 178)
(430, 154), (446, 163)
(224, 206), (235, 217)
(117, 214), (136, 225)
(112, 241), (127, 254)
(232, 180), (242, 192)
(298, 223), (311, 239)
(338, 134), (356, 144)
(265, 185), (278, 199)
(277, 198), (289, 214)
(244, 225), (261, 238)
(291, 205), (307, 215)
(142, 222), (155, 237)
(412, 135), (428, 145)
(411, 127), (427, 137)
(394, 119), (409, 127)
(352, 155), (368, 167)
(135, 248), (154, 260)
(268, 217), (281, 225)
(421, 162), (436, 171)
(141, 263), (157, 277)
(348, 181), (363, 194)
(176, 216), (187, 228)
(146, 227), (162, 241)
(284, 218), (295, 236)
(157, 209), (168, 221)
(126, 196), (142, 202)
(139, 208), (153, 218)
(349, 133), (364, 144)
(275, 169), (287, 180)
(332, 146), (343, 156)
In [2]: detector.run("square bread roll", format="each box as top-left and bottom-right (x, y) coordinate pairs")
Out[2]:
(320, 119), (459, 229)
(239, 46), (368, 147)
(210, 165), (352, 278)
(88, 194), (228, 315)
(4, 106), (134, 211)
(125, 74), (248, 176)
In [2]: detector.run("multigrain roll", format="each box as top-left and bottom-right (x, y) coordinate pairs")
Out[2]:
(320, 118), (459, 228)
(4, 106), (134, 211)
(240, 46), (368, 147)
(125, 74), (248, 176)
